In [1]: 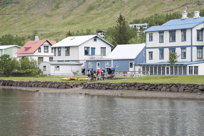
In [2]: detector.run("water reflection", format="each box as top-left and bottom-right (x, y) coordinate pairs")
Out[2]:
(0, 89), (204, 135)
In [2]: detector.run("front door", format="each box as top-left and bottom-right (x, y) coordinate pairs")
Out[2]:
(129, 62), (134, 72)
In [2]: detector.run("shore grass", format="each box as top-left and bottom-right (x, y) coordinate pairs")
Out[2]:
(0, 76), (65, 82)
(99, 76), (204, 84)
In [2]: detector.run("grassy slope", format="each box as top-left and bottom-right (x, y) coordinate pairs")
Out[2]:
(100, 76), (204, 84)
(0, 0), (204, 40)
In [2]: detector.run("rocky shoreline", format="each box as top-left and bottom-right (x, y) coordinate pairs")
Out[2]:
(0, 80), (204, 95)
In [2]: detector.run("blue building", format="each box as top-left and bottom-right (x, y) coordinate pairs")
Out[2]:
(85, 43), (145, 73)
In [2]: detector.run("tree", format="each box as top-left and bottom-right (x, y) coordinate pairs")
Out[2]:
(111, 14), (135, 46)
(0, 34), (25, 46)
(168, 52), (179, 65)
(0, 55), (19, 76)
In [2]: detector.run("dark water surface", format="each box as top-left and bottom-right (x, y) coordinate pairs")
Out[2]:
(0, 89), (204, 136)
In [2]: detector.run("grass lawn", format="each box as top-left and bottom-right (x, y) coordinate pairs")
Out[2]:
(0, 76), (66, 82)
(99, 76), (204, 84)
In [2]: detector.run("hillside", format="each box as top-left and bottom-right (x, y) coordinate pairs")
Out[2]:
(0, 0), (204, 40)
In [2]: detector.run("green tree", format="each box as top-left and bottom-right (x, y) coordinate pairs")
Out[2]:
(111, 14), (135, 46)
(0, 55), (19, 76)
(168, 52), (179, 65)
(0, 34), (25, 46)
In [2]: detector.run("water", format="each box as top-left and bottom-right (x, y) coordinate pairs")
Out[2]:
(0, 89), (204, 136)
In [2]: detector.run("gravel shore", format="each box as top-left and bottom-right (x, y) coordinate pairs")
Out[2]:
(1, 86), (204, 100)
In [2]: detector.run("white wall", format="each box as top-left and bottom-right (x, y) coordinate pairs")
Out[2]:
(146, 29), (191, 48)
(53, 46), (79, 61)
(188, 63), (204, 75)
(39, 62), (51, 75)
(78, 38), (112, 61)
(50, 65), (82, 76)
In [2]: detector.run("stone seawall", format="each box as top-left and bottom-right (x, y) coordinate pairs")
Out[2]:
(83, 82), (204, 93)
(0, 80), (84, 89)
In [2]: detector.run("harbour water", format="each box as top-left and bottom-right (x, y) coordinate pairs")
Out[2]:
(0, 89), (204, 135)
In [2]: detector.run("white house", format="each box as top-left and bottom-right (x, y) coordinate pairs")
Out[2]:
(40, 35), (113, 76)
(0, 45), (20, 58)
(139, 11), (204, 75)
(17, 36), (56, 63)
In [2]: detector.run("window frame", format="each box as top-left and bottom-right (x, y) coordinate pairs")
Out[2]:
(149, 51), (153, 60)
(197, 46), (203, 59)
(84, 47), (90, 56)
(44, 46), (49, 53)
(101, 47), (106, 56)
(65, 47), (70, 56)
(91, 47), (95, 56)
(149, 33), (153, 42)
(197, 29), (203, 41)
(181, 47), (186, 59)
(169, 30), (176, 42)
(57, 47), (61, 56)
(159, 48), (164, 60)
(159, 31), (164, 43)
(181, 29), (186, 42)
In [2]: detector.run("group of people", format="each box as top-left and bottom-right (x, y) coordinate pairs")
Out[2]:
(87, 68), (106, 80)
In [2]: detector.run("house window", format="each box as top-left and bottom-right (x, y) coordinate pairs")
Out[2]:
(149, 33), (153, 42)
(149, 51), (153, 60)
(91, 47), (95, 56)
(55, 66), (60, 71)
(54, 48), (56, 56)
(197, 30), (203, 41)
(181, 48), (186, 59)
(181, 29), (186, 42)
(44, 46), (49, 53)
(169, 30), (176, 42)
(49, 57), (53, 62)
(38, 57), (43, 63)
(159, 48), (164, 60)
(183, 66), (187, 75)
(129, 62), (134, 68)
(38, 47), (41, 53)
(65, 47), (70, 56)
(58, 47), (61, 56)
(51, 48), (53, 53)
(197, 47), (203, 59)
(189, 66), (193, 75)
(169, 48), (176, 53)
(84, 47), (90, 56)
(96, 62), (100, 67)
(43, 66), (46, 71)
(101, 47), (106, 56)
(159, 32), (164, 43)
(194, 66), (198, 75)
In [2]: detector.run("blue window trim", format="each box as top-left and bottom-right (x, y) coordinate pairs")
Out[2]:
(91, 47), (95, 56)
(197, 46), (203, 59)
(149, 33), (153, 42)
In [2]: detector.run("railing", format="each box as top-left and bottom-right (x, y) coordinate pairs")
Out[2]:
(114, 71), (150, 78)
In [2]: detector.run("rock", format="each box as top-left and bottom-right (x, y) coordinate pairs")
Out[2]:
(198, 85), (204, 91)
(178, 86), (185, 92)
(161, 87), (166, 92)
(170, 86), (178, 92)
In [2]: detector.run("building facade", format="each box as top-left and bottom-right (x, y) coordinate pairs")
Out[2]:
(17, 36), (56, 63)
(0, 45), (20, 58)
(139, 11), (204, 75)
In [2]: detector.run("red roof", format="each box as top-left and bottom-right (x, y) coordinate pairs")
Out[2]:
(17, 40), (56, 54)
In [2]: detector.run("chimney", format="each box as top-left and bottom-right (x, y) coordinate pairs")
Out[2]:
(194, 11), (200, 18)
(34, 35), (39, 42)
(181, 10), (188, 19)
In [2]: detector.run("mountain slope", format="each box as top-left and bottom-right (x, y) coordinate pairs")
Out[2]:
(0, 0), (204, 40)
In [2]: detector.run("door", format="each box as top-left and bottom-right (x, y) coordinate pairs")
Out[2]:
(129, 62), (134, 72)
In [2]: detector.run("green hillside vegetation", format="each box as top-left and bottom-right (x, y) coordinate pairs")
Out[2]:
(1, 0), (204, 42)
